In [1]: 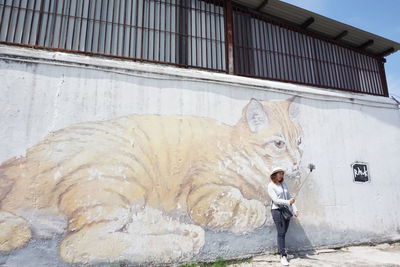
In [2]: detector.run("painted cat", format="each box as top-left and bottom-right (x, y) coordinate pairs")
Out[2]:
(0, 97), (303, 264)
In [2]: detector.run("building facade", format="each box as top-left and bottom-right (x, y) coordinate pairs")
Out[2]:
(0, 0), (399, 266)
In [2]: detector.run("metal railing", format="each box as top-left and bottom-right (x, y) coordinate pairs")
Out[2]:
(0, 0), (389, 96)
(0, 0), (226, 71)
(232, 5), (388, 96)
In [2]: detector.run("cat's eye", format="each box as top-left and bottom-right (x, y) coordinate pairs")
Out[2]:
(297, 137), (302, 145)
(274, 140), (285, 149)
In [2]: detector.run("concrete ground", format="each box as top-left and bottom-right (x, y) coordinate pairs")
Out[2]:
(230, 242), (400, 267)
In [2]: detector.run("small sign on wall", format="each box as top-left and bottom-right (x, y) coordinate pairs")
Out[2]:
(352, 162), (370, 183)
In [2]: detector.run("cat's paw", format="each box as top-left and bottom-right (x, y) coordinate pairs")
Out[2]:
(0, 211), (31, 252)
(230, 199), (267, 234)
(180, 224), (205, 253)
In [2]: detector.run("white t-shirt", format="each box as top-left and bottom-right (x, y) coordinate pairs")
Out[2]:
(267, 181), (298, 213)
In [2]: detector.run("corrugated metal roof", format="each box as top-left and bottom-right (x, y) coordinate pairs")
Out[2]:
(233, 0), (400, 57)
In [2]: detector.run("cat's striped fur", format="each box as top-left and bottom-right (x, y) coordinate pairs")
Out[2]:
(0, 98), (302, 264)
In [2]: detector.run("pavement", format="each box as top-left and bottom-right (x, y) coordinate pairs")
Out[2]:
(230, 242), (400, 267)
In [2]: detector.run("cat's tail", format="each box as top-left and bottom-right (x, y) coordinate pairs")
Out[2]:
(0, 156), (32, 253)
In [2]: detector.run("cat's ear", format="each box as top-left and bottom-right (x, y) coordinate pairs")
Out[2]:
(244, 98), (269, 133)
(286, 96), (299, 120)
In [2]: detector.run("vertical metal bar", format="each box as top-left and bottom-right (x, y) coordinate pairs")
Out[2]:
(332, 44), (343, 89)
(57, 0), (66, 48)
(35, 0), (46, 45)
(378, 59), (388, 96)
(315, 38), (324, 85)
(357, 53), (367, 93)
(324, 41), (334, 87)
(212, 0), (217, 69)
(287, 28), (294, 81)
(316, 40), (326, 86)
(77, 0), (85, 51)
(272, 24), (279, 79)
(366, 56), (377, 94)
(5, 0), (16, 42)
(168, 0), (172, 62)
(135, 0), (139, 58)
(258, 20), (265, 77)
(0, 0), (8, 38)
(347, 49), (356, 90)
(12, 0), (23, 42)
(259, 19), (267, 77)
(287, 30), (295, 81)
(255, 18), (262, 76)
(174, 0), (178, 64)
(85, 0), (93, 52)
(351, 51), (361, 91)
(152, 0), (156, 60)
(295, 32), (305, 83)
(252, 18), (259, 76)
(195, 0), (199, 66)
(70, 0), (78, 50)
(224, 0), (233, 73)
(140, 0), (145, 59)
(369, 57), (379, 95)
(190, 0), (194, 67)
(291, 31), (304, 82)
(215, 0), (224, 70)
(109, 0), (115, 54)
(279, 27), (287, 81)
(244, 14), (252, 75)
(199, 0), (203, 67)
(341, 48), (351, 90)
(277, 26), (285, 80)
(240, 12), (248, 74)
(63, 0), (72, 49)
(48, 0), (59, 47)
(19, 0), (29, 44)
(43, 0), (52, 46)
(98, 0), (105, 53)
(208, 1), (213, 69)
(203, 1), (208, 68)
(366, 57), (376, 94)
(329, 43), (338, 88)
(369, 57), (380, 95)
(116, 0), (122, 56)
(158, 0), (162, 61)
(298, 33), (307, 83)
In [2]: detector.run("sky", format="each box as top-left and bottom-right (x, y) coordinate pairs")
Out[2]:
(281, 0), (400, 98)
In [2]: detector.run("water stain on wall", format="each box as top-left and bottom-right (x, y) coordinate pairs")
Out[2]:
(0, 97), (303, 265)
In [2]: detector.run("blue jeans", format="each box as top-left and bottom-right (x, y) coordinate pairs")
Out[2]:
(271, 208), (290, 256)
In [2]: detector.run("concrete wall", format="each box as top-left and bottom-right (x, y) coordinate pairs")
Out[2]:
(0, 45), (399, 266)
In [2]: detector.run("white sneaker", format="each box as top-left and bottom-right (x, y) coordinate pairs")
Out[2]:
(280, 255), (289, 266)
(286, 254), (295, 259)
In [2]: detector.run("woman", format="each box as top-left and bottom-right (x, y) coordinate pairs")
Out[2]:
(267, 167), (299, 266)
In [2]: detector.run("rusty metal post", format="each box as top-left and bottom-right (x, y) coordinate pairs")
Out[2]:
(224, 0), (234, 74)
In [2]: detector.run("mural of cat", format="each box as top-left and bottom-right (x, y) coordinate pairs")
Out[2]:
(0, 97), (303, 265)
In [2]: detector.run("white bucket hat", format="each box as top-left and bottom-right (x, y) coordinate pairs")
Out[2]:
(270, 167), (285, 178)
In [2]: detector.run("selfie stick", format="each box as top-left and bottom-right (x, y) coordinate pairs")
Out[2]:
(293, 163), (315, 198)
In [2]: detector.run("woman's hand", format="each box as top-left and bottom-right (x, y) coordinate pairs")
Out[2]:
(289, 198), (296, 204)
(294, 211), (299, 217)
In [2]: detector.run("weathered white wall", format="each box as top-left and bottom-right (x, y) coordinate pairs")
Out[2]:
(0, 45), (399, 266)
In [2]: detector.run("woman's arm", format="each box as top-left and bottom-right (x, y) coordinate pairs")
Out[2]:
(284, 182), (298, 213)
(267, 183), (291, 206)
